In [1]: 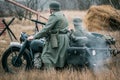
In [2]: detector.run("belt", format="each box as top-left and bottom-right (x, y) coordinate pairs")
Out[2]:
(59, 31), (68, 34)
(51, 31), (68, 34)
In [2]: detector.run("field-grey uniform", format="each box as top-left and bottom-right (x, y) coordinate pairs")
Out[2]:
(73, 17), (87, 37)
(33, 1), (69, 68)
(70, 18), (88, 46)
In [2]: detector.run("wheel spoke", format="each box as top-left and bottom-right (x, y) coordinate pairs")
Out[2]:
(14, 52), (18, 56)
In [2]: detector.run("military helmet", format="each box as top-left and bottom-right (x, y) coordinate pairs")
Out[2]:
(73, 17), (82, 26)
(49, 1), (61, 10)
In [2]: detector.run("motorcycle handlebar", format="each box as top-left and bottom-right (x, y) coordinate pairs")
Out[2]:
(30, 19), (46, 25)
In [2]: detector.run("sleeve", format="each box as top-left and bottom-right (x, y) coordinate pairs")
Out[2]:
(33, 15), (58, 39)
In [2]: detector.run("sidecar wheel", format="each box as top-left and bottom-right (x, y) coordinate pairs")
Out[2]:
(2, 46), (31, 73)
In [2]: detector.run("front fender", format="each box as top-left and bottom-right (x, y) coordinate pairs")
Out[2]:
(9, 42), (22, 48)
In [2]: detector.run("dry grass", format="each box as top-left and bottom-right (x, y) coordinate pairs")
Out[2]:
(0, 10), (120, 80)
(84, 5), (120, 31)
(0, 67), (120, 80)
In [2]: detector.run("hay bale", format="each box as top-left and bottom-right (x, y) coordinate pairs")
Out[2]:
(84, 5), (120, 31)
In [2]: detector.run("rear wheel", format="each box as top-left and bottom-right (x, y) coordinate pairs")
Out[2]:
(2, 46), (31, 73)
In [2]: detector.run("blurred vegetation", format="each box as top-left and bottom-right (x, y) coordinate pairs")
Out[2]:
(0, 0), (120, 19)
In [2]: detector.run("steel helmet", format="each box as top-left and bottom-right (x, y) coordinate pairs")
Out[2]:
(49, 1), (61, 10)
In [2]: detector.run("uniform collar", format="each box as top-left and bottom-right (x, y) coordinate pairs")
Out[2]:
(52, 11), (60, 14)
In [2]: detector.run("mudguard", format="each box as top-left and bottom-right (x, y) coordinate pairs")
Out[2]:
(9, 42), (22, 48)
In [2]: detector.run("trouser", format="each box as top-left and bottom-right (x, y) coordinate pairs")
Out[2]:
(30, 40), (44, 53)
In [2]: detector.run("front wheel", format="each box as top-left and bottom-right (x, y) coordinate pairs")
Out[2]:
(2, 46), (31, 73)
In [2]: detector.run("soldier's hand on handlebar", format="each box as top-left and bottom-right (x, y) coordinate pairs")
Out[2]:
(27, 36), (34, 40)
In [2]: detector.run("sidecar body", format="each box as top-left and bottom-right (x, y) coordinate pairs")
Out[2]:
(66, 32), (115, 68)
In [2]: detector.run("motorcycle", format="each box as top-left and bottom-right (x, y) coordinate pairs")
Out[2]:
(1, 18), (119, 73)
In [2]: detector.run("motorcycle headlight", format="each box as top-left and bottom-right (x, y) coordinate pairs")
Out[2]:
(20, 32), (28, 43)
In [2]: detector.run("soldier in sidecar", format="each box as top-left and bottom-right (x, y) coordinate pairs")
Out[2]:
(67, 17), (115, 68)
